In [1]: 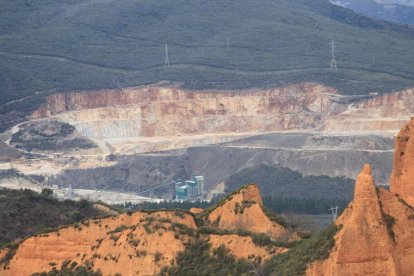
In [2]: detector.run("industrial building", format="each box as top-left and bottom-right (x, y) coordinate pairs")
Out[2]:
(174, 176), (204, 201)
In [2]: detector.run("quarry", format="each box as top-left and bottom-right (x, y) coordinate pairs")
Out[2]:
(0, 82), (413, 202)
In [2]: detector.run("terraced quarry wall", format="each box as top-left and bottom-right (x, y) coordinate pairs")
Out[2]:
(3, 82), (414, 200)
(32, 83), (334, 142)
(28, 83), (414, 155)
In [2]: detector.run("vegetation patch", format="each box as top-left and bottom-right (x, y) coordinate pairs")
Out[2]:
(32, 259), (102, 276)
(0, 242), (19, 269)
(260, 205), (287, 228)
(159, 238), (253, 276)
(108, 225), (127, 234)
(383, 213), (396, 242)
(0, 188), (109, 248)
(260, 224), (340, 275)
(10, 121), (96, 152)
(3, 0), (414, 127)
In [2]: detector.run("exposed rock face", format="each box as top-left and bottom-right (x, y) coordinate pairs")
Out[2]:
(19, 83), (414, 158)
(29, 83), (337, 153)
(331, 164), (396, 275)
(0, 185), (289, 275)
(306, 164), (414, 275)
(209, 234), (286, 261)
(390, 118), (414, 206)
(1, 211), (196, 276)
(208, 185), (288, 239)
(324, 88), (414, 133)
(33, 83), (335, 137)
(189, 207), (204, 214)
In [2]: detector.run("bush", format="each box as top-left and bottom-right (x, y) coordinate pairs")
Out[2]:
(108, 225), (127, 234)
(154, 252), (163, 262)
(251, 233), (273, 247)
(41, 188), (53, 197)
(383, 213), (396, 241)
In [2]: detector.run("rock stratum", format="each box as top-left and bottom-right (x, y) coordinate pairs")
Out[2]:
(0, 184), (288, 276)
(306, 119), (414, 276)
(28, 82), (414, 154)
(2, 81), (411, 203)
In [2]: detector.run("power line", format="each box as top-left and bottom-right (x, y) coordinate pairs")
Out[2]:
(329, 206), (339, 222)
(136, 181), (175, 196)
(164, 43), (170, 67)
(330, 39), (337, 71)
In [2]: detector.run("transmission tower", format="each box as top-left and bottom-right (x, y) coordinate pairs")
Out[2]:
(330, 39), (337, 71)
(164, 43), (170, 67)
(329, 206), (339, 222)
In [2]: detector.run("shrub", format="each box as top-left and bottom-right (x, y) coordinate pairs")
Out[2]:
(108, 225), (127, 234)
(383, 213), (396, 241)
(41, 188), (53, 197)
(154, 252), (163, 262)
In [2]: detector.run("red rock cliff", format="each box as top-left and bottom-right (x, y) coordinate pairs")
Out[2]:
(307, 157), (414, 275)
(390, 118), (414, 207)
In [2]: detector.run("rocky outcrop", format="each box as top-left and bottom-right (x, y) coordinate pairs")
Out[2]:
(307, 119), (414, 275)
(189, 207), (204, 214)
(208, 185), (288, 239)
(306, 164), (414, 275)
(0, 211), (197, 276)
(390, 118), (414, 207)
(0, 185), (290, 276)
(306, 165), (394, 275)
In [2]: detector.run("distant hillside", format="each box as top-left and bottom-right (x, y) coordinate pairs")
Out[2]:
(2, 0), (414, 119)
(331, 0), (414, 25)
(224, 164), (354, 214)
(0, 188), (119, 247)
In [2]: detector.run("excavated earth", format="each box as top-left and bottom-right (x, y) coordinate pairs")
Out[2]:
(2, 82), (412, 200)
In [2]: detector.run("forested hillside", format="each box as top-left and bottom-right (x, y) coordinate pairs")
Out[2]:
(225, 164), (354, 214)
(2, 0), (414, 120)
